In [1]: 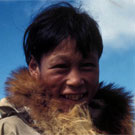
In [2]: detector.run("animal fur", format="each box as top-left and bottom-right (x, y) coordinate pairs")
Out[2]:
(5, 67), (133, 135)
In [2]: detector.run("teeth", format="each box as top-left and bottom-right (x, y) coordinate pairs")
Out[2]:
(64, 94), (84, 100)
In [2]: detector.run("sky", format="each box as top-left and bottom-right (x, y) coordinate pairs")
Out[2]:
(0, 0), (135, 104)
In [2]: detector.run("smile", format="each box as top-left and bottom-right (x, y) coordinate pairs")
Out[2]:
(62, 93), (86, 101)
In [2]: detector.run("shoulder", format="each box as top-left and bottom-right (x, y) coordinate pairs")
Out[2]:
(0, 115), (26, 126)
(0, 98), (39, 135)
(91, 82), (133, 134)
(0, 98), (13, 107)
(0, 114), (40, 135)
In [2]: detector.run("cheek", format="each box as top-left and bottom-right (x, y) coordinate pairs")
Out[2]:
(86, 70), (99, 101)
(40, 72), (65, 96)
(87, 69), (99, 84)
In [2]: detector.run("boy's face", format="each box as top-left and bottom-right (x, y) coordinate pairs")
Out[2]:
(29, 38), (99, 112)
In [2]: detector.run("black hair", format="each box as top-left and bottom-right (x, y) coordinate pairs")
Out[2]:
(23, 2), (103, 65)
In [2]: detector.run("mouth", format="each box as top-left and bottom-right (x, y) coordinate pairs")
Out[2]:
(61, 93), (87, 101)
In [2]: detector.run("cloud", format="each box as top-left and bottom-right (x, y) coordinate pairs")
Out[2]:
(23, 0), (71, 18)
(23, 0), (135, 49)
(80, 0), (135, 49)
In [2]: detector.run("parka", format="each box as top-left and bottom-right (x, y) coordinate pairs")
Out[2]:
(0, 67), (133, 135)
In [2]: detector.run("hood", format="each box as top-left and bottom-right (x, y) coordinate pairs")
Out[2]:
(5, 67), (133, 135)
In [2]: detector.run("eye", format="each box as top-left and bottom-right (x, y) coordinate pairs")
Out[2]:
(51, 64), (68, 69)
(50, 64), (69, 74)
(80, 63), (97, 70)
(83, 63), (96, 67)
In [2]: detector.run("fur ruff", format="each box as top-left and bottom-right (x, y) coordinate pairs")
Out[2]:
(5, 67), (133, 135)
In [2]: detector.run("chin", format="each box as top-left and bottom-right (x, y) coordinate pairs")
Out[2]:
(34, 102), (99, 135)
(52, 97), (89, 113)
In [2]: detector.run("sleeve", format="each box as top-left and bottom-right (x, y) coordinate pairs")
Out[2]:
(0, 116), (40, 135)
(0, 119), (17, 135)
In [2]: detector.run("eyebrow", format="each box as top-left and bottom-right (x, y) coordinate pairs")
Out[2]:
(49, 55), (70, 63)
(50, 54), (98, 63)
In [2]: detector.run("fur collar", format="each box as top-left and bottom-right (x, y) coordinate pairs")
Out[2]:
(5, 67), (133, 135)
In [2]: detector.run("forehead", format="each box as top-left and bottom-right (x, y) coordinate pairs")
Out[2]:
(53, 37), (77, 53)
(42, 37), (98, 62)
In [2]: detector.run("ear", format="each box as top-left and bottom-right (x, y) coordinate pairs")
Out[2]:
(28, 57), (40, 79)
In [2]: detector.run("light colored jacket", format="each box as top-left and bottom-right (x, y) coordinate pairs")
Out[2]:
(0, 98), (40, 135)
(0, 68), (133, 135)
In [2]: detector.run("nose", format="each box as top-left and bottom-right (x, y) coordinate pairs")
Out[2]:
(66, 68), (84, 88)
